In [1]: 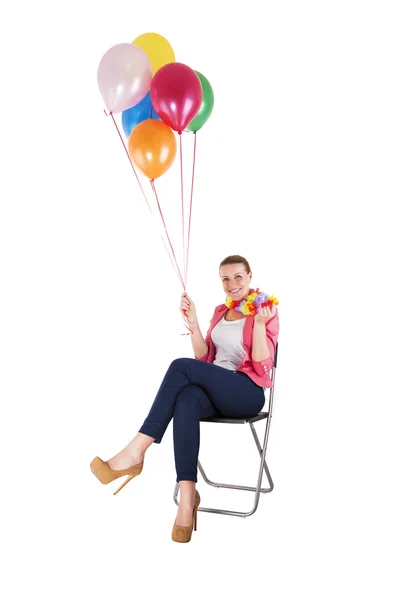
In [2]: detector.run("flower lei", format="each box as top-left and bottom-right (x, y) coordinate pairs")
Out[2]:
(225, 288), (279, 316)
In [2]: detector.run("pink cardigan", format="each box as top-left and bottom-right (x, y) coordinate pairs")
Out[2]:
(196, 304), (279, 388)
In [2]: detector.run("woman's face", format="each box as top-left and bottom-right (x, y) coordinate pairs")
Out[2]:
(220, 263), (252, 302)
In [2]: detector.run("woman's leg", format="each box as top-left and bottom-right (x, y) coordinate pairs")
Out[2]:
(108, 358), (264, 474)
(173, 384), (217, 481)
(139, 358), (265, 441)
(173, 383), (217, 526)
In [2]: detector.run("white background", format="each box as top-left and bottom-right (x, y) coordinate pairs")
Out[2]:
(1, 0), (398, 598)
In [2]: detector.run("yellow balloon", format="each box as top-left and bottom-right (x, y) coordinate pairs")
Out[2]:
(132, 32), (175, 75)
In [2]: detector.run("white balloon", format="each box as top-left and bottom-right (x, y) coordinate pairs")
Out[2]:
(97, 43), (152, 113)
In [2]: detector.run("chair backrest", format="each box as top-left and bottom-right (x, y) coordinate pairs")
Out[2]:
(264, 341), (278, 419)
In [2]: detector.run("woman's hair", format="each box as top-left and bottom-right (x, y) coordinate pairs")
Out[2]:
(219, 255), (251, 273)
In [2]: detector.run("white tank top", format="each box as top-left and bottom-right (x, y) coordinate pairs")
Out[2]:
(211, 316), (246, 371)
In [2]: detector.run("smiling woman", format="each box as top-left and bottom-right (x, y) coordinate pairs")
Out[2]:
(221, 257), (251, 294)
(90, 254), (279, 543)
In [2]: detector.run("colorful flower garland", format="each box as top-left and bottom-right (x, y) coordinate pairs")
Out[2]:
(225, 288), (279, 316)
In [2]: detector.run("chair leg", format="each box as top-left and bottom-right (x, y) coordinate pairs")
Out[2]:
(199, 419), (274, 493)
(249, 422), (274, 493)
(197, 458), (272, 494)
(173, 420), (274, 518)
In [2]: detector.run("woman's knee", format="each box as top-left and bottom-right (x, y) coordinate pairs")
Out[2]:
(175, 384), (203, 409)
(175, 384), (216, 421)
(169, 357), (195, 371)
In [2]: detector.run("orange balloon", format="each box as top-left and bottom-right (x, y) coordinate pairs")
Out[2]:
(128, 119), (176, 179)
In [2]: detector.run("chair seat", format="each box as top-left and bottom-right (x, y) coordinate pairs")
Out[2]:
(201, 411), (269, 425)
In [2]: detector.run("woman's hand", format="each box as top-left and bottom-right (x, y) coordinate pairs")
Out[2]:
(180, 292), (198, 326)
(254, 304), (277, 325)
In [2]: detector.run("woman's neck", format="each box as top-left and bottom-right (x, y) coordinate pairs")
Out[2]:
(225, 308), (246, 321)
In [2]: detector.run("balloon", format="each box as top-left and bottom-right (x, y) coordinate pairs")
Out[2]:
(150, 63), (202, 133)
(132, 32), (175, 75)
(97, 43), (152, 113)
(187, 71), (214, 132)
(128, 119), (177, 179)
(121, 92), (160, 138)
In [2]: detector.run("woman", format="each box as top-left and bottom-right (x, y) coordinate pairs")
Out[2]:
(90, 255), (279, 543)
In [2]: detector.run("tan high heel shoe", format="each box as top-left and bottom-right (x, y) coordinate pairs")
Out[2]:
(90, 457), (143, 495)
(171, 490), (201, 543)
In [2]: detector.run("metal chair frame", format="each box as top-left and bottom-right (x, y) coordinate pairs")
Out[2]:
(173, 343), (278, 518)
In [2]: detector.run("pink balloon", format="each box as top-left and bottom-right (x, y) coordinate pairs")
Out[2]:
(150, 63), (202, 133)
(97, 43), (152, 113)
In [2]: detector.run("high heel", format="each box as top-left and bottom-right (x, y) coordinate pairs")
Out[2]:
(172, 490), (201, 543)
(90, 457), (143, 495)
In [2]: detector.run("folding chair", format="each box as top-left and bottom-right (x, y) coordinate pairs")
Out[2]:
(173, 343), (278, 518)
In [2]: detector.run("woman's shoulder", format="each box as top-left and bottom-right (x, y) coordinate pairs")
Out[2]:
(208, 303), (227, 321)
(214, 303), (227, 314)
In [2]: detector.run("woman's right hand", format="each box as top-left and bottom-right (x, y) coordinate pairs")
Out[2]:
(180, 292), (198, 326)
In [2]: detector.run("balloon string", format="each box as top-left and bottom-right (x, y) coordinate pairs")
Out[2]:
(185, 132), (197, 287)
(179, 134), (185, 286)
(104, 109), (182, 288)
(106, 110), (152, 213)
(150, 180), (193, 336)
(150, 180), (186, 290)
(105, 110), (193, 336)
(181, 314), (194, 336)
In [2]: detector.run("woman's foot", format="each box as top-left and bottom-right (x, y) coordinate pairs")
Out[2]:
(106, 433), (154, 470)
(90, 456), (144, 494)
(107, 449), (142, 471)
(172, 489), (200, 542)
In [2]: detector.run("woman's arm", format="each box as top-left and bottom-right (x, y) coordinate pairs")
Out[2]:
(251, 307), (279, 376)
(180, 293), (209, 359)
(189, 322), (209, 359)
(251, 321), (271, 362)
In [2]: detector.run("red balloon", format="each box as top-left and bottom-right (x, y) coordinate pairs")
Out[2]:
(150, 62), (203, 133)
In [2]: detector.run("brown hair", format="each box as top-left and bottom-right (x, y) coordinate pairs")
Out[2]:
(219, 255), (251, 273)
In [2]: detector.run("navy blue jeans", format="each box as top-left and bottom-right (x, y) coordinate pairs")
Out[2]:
(139, 358), (265, 482)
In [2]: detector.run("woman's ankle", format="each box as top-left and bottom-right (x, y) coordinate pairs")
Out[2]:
(107, 447), (143, 470)
(178, 481), (196, 505)
(128, 433), (154, 457)
(107, 433), (154, 470)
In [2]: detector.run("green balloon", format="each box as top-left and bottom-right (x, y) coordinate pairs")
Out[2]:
(187, 71), (214, 132)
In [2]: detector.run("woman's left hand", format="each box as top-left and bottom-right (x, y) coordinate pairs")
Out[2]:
(254, 304), (277, 325)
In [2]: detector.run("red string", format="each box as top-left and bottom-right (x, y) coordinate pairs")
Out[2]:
(105, 109), (184, 288)
(181, 314), (194, 335)
(150, 180), (186, 290)
(150, 180), (194, 336)
(105, 109), (194, 336)
(185, 132), (197, 287)
(179, 133), (185, 283)
(107, 111), (152, 213)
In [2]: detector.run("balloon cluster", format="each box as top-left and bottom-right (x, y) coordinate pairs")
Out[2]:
(97, 33), (214, 180)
